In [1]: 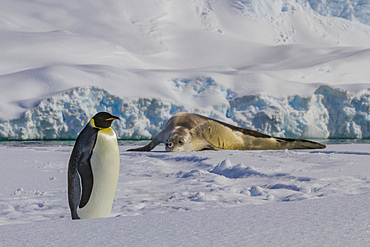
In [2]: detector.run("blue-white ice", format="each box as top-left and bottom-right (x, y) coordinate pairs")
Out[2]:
(307, 0), (370, 26)
(0, 84), (368, 140)
(229, 0), (370, 26)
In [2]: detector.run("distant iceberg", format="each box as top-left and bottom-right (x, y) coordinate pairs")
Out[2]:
(0, 85), (368, 140)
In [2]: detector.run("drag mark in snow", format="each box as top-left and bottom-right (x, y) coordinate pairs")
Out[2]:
(209, 159), (320, 201)
(310, 150), (370, 156)
(210, 159), (311, 182)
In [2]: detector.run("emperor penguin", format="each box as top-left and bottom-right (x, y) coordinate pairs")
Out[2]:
(68, 112), (120, 220)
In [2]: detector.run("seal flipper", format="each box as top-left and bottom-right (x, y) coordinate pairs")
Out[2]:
(127, 138), (161, 151)
(199, 141), (218, 151)
(189, 124), (220, 151)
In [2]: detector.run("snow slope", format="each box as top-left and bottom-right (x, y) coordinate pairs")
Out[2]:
(0, 0), (369, 139)
(0, 143), (369, 246)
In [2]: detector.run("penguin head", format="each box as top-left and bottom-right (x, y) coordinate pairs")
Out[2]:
(91, 112), (120, 129)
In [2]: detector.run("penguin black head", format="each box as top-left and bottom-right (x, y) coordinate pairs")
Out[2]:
(91, 112), (120, 129)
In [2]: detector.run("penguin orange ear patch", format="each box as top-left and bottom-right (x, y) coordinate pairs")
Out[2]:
(90, 118), (96, 127)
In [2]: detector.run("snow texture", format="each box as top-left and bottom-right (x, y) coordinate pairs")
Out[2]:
(0, 1), (370, 246)
(0, 0), (370, 140)
(0, 143), (369, 246)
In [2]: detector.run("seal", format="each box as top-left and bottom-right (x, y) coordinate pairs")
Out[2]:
(127, 112), (326, 152)
(68, 112), (120, 219)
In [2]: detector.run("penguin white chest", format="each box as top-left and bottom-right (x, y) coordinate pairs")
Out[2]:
(77, 128), (120, 219)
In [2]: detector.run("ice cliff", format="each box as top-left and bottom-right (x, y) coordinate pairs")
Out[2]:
(0, 85), (368, 140)
(307, 0), (370, 26)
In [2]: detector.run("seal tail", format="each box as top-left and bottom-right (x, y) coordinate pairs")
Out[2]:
(276, 137), (326, 149)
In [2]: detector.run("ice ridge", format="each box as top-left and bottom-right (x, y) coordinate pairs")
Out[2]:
(0, 85), (368, 140)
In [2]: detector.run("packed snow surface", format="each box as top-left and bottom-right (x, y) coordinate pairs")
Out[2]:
(0, 143), (369, 246)
(1, 1), (369, 246)
(0, 0), (370, 140)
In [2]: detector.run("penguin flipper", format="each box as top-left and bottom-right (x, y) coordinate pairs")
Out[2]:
(68, 152), (94, 219)
(78, 160), (94, 208)
(68, 149), (94, 219)
(67, 165), (81, 219)
(68, 125), (98, 219)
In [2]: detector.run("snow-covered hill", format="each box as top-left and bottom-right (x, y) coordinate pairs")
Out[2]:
(0, 0), (369, 139)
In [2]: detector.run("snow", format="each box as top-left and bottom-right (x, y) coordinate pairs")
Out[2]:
(0, 0), (370, 140)
(0, 143), (369, 246)
(0, 1), (370, 245)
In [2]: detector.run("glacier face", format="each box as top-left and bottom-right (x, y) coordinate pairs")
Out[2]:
(226, 0), (370, 26)
(0, 85), (368, 140)
(307, 0), (370, 26)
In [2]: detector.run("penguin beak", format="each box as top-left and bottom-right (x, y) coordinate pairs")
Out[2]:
(106, 116), (120, 121)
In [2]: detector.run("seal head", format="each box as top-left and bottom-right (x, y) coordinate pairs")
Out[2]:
(165, 126), (193, 152)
